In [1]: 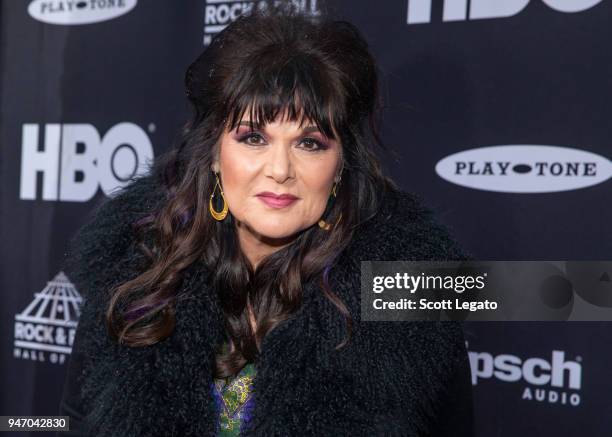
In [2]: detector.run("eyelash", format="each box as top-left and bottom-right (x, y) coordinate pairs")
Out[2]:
(237, 132), (329, 152)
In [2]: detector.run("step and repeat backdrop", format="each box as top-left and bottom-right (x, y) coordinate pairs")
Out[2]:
(1, 1), (611, 436)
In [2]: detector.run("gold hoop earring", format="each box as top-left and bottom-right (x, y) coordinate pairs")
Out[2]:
(209, 172), (228, 221)
(318, 181), (342, 231)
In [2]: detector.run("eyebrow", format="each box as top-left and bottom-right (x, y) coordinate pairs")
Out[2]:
(237, 120), (321, 134)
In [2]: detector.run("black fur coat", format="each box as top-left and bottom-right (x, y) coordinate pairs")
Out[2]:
(58, 174), (474, 436)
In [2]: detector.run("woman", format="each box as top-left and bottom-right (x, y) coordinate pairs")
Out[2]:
(59, 4), (474, 436)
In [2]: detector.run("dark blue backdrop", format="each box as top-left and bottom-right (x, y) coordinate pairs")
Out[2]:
(1, 1), (610, 436)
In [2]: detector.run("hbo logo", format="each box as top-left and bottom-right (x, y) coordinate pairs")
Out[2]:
(407, 0), (604, 24)
(20, 123), (154, 202)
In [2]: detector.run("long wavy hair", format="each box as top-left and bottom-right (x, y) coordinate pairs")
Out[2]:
(106, 3), (399, 378)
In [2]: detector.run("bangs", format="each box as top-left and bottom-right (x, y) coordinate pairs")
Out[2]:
(222, 53), (347, 140)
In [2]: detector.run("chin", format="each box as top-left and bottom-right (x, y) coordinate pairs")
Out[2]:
(255, 226), (300, 241)
(247, 221), (305, 241)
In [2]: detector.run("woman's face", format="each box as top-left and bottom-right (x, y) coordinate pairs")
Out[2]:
(212, 111), (342, 251)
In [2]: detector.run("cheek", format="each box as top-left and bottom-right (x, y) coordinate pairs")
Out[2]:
(219, 145), (247, 183)
(304, 191), (330, 218)
(216, 142), (256, 214)
(298, 166), (337, 218)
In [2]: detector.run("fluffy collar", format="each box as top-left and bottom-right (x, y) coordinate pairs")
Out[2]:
(64, 174), (469, 436)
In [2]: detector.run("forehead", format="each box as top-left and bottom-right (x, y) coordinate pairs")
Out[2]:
(224, 100), (339, 139)
(233, 118), (321, 134)
(231, 105), (311, 126)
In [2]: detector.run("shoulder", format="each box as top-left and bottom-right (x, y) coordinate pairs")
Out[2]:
(63, 173), (166, 302)
(347, 187), (471, 262)
(80, 172), (165, 230)
(334, 187), (471, 359)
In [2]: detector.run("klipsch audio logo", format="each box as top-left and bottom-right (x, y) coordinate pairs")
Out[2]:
(469, 347), (583, 406)
(407, 0), (603, 24)
(435, 145), (612, 193)
(203, 0), (321, 45)
(14, 272), (82, 365)
(28, 0), (137, 25)
(20, 122), (154, 202)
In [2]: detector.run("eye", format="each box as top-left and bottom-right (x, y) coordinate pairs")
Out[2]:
(299, 137), (329, 152)
(237, 132), (329, 152)
(238, 132), (266, 146)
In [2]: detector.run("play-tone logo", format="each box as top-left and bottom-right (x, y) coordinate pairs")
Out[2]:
(203, 0), (321, 45)
(407, 0), (603, 24)
(435, 145), (612, 193)
(14, 272), (82, 365)
(469, 347), (583, 406)
(28, 0), (137, 25)
(20, 122), (154, 202)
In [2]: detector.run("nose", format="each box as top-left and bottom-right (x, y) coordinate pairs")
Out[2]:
(265, 142), (294, 183)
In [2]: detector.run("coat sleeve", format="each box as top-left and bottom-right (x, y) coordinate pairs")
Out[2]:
(405, 192), (475, 436)
(387, 190), (475, 436)
(357, 320), (474, 437)
(428, 338), (474, 437)
(56, 174), (162, 436)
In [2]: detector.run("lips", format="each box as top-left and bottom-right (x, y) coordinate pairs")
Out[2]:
(256, 192), (299, 208)
(256, 191), (298, 200)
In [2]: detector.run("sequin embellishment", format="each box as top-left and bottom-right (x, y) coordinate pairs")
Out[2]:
(212, 362), (256, 436)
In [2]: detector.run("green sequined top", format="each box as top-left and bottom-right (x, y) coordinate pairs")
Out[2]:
(211, 344), (257, 436)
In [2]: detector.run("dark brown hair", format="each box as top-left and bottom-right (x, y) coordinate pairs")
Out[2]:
(106, 2), (399, 378)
